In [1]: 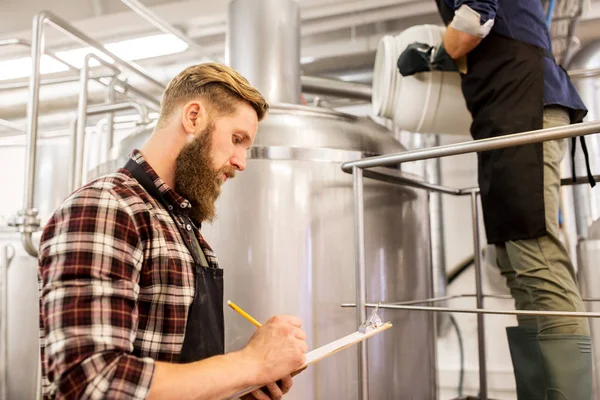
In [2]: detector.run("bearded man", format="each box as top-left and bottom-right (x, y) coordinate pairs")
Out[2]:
(38, 63), (307, 400)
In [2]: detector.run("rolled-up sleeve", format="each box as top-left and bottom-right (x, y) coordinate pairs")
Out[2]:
(39, 186), (154, 400)
(455, 0), (498, 23)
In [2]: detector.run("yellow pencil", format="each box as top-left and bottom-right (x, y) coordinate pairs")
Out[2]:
(227, 300), (262, 328)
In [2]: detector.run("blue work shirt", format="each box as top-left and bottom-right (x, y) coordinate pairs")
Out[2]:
(443, 0), (588, 121)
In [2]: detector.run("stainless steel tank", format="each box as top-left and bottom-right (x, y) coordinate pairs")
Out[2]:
(577, 218), (600, 400)
(0, 131), (72, 400)
(95, 103), (437, 399)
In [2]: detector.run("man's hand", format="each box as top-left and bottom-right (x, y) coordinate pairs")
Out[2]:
(397, 42), (459, 77)
(240, 376), (293, 400)
(240, 315), (308, 384)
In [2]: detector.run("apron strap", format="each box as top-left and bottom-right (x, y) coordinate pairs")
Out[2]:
(571, 136), (596, 187)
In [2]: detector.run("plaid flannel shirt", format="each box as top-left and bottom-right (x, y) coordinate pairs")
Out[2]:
(38, 150), (220, 399)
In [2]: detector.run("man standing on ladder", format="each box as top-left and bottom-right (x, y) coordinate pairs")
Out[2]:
(398, 0), (593, 399)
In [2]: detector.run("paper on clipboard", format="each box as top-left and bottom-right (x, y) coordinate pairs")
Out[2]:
(226, 322), (393, 400)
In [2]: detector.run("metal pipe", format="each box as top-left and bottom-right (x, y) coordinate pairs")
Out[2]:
(425, 134), (450, 337)
(74, 53), (120, 190)
(568, 66), (600, 79)
(106, 79), (117, 159)
(0, 244), (14, 400)
(0, 36), (161, 111)
(300, 76), (372, 101)
(362, 167), (463, 195)
(561, 175), (600, 186)
(21, 11), (165, 257)
(21, 14), (45, 257)
(227, 0), (301, 104)
(87, 101), (148, 117)
(40, 11), (164, 89)
(0, 74), (114, 91)
(471, 192), (487, 400)
(67, 119), (77, 195)
(71, 101), (148, 190)
(340, 302), (600, 318)
(119, 0), (210, 58)
(388, 293), (600, 304)
(353, 166), (369, 400)
(342, 120), (600, 172)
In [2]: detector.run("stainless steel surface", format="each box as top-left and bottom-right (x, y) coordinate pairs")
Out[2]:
(577, 219), (600, 398)
(227, 0), (301, 104)
(119, 0), (210, 58)
(352, 166), (368, 400)
(300, 76), (372, 101)
(0, 244), (14, 400)
(101, 102), (436, 399)
(341, 120), (600, 171)
(425, 134), (450, 337)
(204, 159), (435, 400)
(340, 302), (600, 318)
(471, 192), (487, 400)
(0, 235), (42, 400)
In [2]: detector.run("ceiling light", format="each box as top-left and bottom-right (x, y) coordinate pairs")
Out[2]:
(0, 33), (189, 81)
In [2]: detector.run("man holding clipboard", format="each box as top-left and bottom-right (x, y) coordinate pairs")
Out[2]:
(38, 63), (307, 400)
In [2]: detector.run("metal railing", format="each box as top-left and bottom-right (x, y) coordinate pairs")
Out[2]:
(341, 119), (600, 400)
(19, 11), (167, 257)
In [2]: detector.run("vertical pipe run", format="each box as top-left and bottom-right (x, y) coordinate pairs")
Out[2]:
(471, 191), (488, 400)
(353, 166), (369, 400)
(106, 79), (118, 158)
(226, 0), (301, 104)
(425, 134), (450, 336)
(74, 58), (91, 190)
(0, 244), (14, 400)
(24, 15), (44, 212)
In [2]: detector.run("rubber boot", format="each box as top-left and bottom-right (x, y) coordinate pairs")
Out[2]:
(506, 326), (546, 400)
(537, 334), (593, 400)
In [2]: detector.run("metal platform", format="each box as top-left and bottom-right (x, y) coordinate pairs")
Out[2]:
(340, 116), (600, 400)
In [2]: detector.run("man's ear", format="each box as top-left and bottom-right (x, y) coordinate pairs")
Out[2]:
(181, 100), (208, 135)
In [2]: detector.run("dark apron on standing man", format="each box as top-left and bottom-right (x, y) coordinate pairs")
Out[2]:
(125, 159), (225, 363)
(435, 0), (594, 244)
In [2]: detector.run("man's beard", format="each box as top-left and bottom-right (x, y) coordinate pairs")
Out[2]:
(174, 125), (234, 223)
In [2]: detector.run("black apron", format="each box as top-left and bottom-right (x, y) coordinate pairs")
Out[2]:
(435, 0), (593, 244)
(125, 159), (225, 363)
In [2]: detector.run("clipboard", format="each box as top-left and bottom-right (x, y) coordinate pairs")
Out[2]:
(226, 322), (393, 400)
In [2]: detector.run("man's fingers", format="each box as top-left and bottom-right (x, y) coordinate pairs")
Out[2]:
(278, 375), (293, 394)
(250, 389), (271, 400)
(266, 382), (283, 399)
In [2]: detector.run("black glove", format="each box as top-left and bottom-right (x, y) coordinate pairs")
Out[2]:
(397, 42), (458, 77)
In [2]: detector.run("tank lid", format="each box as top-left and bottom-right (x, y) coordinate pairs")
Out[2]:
(110, 104), (405, 162)
(255, 104), (405, 156)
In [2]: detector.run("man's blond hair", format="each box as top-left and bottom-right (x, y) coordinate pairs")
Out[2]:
(157, 63), (269, 128)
